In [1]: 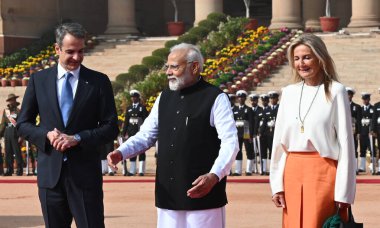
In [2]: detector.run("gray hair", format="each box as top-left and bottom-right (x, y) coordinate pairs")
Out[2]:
(55, 23), (87, 47)
(170, 43), (204, 72)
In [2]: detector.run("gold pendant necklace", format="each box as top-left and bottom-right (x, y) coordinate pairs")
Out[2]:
(298, 81), (321, 133)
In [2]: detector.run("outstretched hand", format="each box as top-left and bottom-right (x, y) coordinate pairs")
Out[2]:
(107, 150), (123, 171)
(187, 173), (219, 199)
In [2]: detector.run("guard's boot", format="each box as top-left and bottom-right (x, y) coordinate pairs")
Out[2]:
(128, 161), (136, 176)
(138, 161), (146, 176)
(358, 157), (366, 173)
(246, 159), (253, 176)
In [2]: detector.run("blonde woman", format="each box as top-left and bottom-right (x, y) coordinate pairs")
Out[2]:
(270, 33), (356, 227)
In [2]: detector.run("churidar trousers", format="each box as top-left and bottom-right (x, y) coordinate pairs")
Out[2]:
(157, 206), (225, 228)
(283, 152), (348, 228)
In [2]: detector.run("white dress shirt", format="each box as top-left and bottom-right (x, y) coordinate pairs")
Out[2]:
(57, 63), (80, 102)
(118, 92), (239, 180)
(270, 81), (356, 204)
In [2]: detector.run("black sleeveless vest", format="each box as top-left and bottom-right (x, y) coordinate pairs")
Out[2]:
(156, 79), (227, 210)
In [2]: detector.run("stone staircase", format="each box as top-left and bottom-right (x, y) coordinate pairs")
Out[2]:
(83, 37), (175, 81)
(253, 33), (380, 105)
(0, 37), (174, 110)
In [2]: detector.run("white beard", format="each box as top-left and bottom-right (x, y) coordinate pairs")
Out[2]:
(168, 72), (189, 91)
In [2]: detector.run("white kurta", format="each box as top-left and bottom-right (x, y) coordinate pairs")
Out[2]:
(270, 81), (356, 204)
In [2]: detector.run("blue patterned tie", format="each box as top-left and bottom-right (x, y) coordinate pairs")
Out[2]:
(60, 72), (73, 126)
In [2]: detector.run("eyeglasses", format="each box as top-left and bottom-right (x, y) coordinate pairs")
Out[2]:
(162, 61), (194, 71)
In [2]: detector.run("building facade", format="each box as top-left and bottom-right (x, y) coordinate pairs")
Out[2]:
(0, 0), (379, 56)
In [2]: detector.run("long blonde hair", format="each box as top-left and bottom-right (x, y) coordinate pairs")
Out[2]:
(287, 33), (339, 100)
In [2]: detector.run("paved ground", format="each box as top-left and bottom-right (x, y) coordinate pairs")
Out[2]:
(0, 148), (379, 227)
(0, 176), (378, 228)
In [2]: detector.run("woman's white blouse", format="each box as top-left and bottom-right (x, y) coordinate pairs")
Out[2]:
(270, 81), (356, 204)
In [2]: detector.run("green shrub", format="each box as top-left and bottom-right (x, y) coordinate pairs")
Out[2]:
(165, 40), (181, 49)
(152, 48), (170, 60)
(198, 19), (219, 32)
(128, 64), (149, 78)
(207, 12), (227, 24)
(111, 81), (124, 95)
(142, 56), (165, 70)
(187, 27), (209, 40)
(134, 71), (167, 98)
(178, 34), (199, 44)
(115, 73), (132, 84)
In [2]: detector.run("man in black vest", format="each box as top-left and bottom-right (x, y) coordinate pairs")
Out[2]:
(108, 43), (239, 227)
(121, 89), (148, 176)
(346, 87), (362, 174)
(359, 92), (373, 173)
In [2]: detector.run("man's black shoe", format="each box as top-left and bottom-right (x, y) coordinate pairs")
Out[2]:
(245, 172), (252, 176)
(3, 172), (12, 176)
(139, 173), (144, 176)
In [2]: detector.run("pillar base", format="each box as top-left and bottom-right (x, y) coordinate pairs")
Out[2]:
(269, 22), (303, 30)
(105, 26), (139, 35)
(345, 26), (380, 33)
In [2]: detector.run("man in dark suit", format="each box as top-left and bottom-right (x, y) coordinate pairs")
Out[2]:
(16, 23), (119, 228)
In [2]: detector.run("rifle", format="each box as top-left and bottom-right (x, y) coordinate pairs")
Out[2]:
(256, 135), (263, 175)
(252, 136), (258, 174)
(25, 141), (30, 175)
(369, 134), (376, 175)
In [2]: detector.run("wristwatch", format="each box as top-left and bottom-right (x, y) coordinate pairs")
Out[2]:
(73, 134), (81, 142)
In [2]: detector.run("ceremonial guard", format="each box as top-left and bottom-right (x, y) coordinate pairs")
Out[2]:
(346, 87), (362, 174)
(122, 90), (149, 176)
(0, 94), (23, 176)
(257, 94), (272, 175)
(359, 92), (374, 173)
(371, 88), (380, 175)
(232, 90), (254, 175)
(267, 91), (280, 171)
(228, 93), (236, 109)
(249, 93), (263, 174)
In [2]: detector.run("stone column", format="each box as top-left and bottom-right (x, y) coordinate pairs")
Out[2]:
(194, 0), (223, 26)
(105, 0), (138, 34)
(303, 0), (324, 31)
(269, 0), (303, 30)
(347, 0), (380, 30)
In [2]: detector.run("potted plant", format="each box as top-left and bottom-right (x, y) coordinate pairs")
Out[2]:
(11, 75), (19, 87)
(1, 77), (8, 87)
(243, 0), (258, 30)
(320, 0), (340, 32)
(167, 0), (185, 36)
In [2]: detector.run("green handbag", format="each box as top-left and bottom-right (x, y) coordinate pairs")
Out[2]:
(323, 207), (363, 228)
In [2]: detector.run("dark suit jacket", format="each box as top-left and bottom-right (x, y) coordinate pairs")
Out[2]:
(17, 65), (119, 189)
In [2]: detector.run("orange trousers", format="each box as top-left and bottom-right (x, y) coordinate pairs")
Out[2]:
(283, 152), (348, 228)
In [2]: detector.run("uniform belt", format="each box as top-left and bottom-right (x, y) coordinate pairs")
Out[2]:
(6, 123), (14, 128)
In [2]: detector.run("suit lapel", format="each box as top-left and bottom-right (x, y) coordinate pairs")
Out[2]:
(47, 67), (64, 129)
(66, 66), (91, 127)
